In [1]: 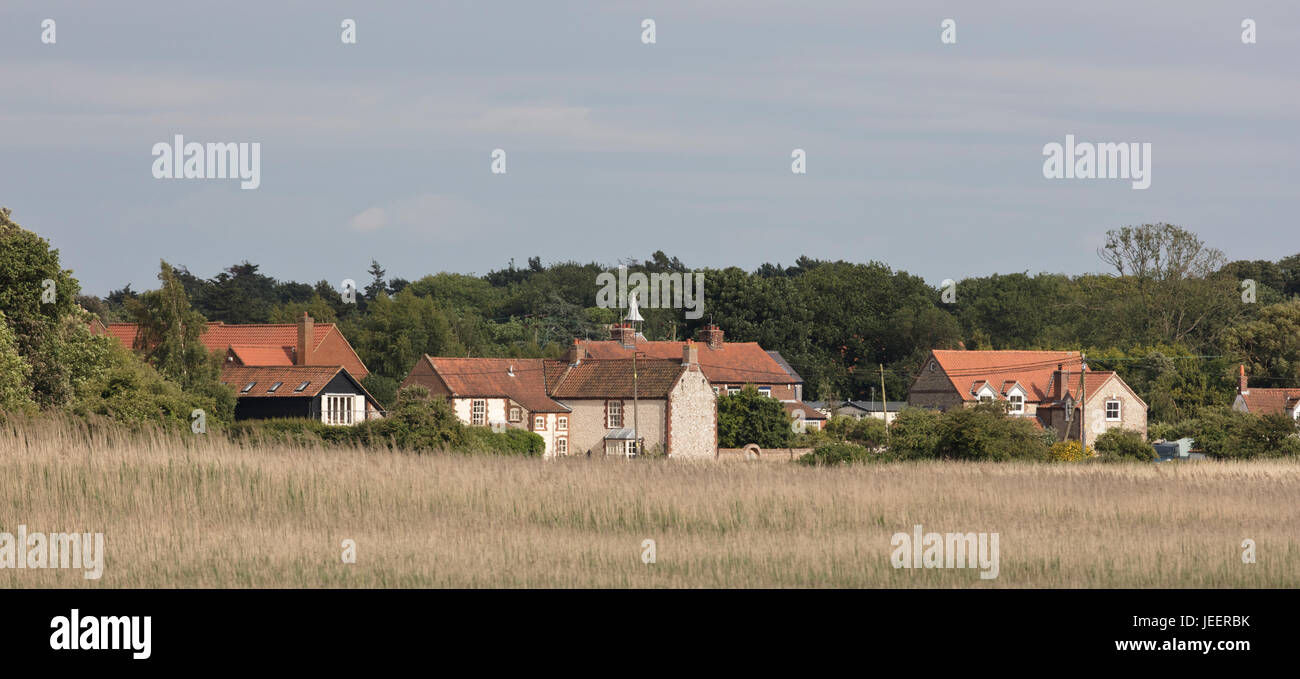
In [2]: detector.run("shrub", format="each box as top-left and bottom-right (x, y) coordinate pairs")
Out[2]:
(1049, 439), (1094, 462)
(1093, 428), (1156, 462)
(887, 408), (942, 459)
(797, 441), (873, 466)
(934, 402), (1050, 462)
(717, 385), (793, 448)
(849, 417), (888, 448)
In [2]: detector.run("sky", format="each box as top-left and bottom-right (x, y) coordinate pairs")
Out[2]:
(2, 1), (1298, 296)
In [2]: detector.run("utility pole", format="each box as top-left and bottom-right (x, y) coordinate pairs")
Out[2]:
(880, 364), (890, 447)
(1078, 353), (1087, 450)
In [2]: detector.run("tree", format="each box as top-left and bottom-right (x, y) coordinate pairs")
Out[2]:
(128, 261), (222, 391)
(1093, 429), (1155, 462)
(1223, 299), (1300, 386)
(0, 311), (36, 412)
(716, 385), (792, 448)
(364, 260), (387, 302)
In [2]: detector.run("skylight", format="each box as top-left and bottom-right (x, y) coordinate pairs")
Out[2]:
(240, 382), (256, 393)
(294, 381), (311, 392)
(267, 381), (283, 393)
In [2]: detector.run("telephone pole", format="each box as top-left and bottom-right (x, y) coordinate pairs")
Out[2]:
(880, 364), (890, 447)
(1078, 353), (1087, 450)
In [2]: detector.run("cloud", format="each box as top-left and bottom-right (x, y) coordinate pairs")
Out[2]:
(348, 206), (388, 231)
(347, 194), (496, 241)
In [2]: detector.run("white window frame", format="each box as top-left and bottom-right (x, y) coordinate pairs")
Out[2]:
(556, 437), (568, 455)
(557, 416), (568, 431)
(534, 415), (545, 430)
(471, 399), (486, 426)
(758, 386), (773, 398)
(508, 406), (522, 423)
(712, 386), (720, 395)
(1008, 394), (1024, 414)
(322, 394), (358, 426)
(607, 400), (623, 429)
(1105, 399), (1121, 421)
(726, 387), (741, 396)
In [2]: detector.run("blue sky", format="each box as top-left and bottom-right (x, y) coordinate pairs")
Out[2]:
(2, 1), (1297, 295)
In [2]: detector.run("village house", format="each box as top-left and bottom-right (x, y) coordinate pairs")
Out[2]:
(1231, 365), (1300, 418)
(402, 341), (717, 458)
(576, 323), (825, 430)
(907, 349), (1148, 441)
(92, 312), (380, 424)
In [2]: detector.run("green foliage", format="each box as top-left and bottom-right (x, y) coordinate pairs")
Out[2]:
(717, 385), (792, 448)
(1093, 428), (1156, 462)
(0, 311), (36, 412)
(361, 374), (399, 411)
(70, 342), (233, 432)
(1191, 408), (1300, 460)
(797, 441), (876, 466)
(933, 402), (1050, 462)
(886, 408), (943, 460)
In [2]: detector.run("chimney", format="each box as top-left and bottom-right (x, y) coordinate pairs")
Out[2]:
(1239, 365), (1249, 394)
(698, 323), (724, 350)
(611, 322), (636, 347)
(296, 312), (314, 366)
(565, 339), (586, 365)
(1053, 363), (1064, 400)
(682, 339), (699, 368)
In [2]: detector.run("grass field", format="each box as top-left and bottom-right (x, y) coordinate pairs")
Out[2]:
(2, 417), (1297, 588)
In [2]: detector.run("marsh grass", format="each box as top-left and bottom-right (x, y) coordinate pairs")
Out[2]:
(2, 416), (1297, 587)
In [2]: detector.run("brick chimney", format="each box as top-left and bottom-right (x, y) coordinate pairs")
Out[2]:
(1239, 365), (1249, 394)
(682, 338), (699, 368)
(296, 312), (314, 366)
(698, 323), (724, 349)
(611, 323), (636, 347)
(1053, 363), (1064, 400)
(566, 339), (586, 365)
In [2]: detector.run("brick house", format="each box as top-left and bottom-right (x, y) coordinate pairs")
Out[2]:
(907, 349), (1148, 441)
(402, 341), (717, 458)
(94, 312), (379, 424)
(1231, 365), (1300, 418)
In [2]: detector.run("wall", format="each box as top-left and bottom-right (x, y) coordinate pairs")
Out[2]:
(906, 358), (964, 411)
(667, 369), (717, 459)
(562, 398), (667, 456)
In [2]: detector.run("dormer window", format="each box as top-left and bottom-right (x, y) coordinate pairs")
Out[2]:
(1008, 394), (1024, 414)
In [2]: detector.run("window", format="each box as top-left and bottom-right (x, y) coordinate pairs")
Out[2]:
(294, 380), (310, 392)
(1008, 394), (1024, 414)
(607, 401), (623, 428)
(557, 416), (568, 431)
(712, 386), (720, 395)
(241, 382), (256, 394)
(929, 360), (937, 372)
(605, 440), (637, 456)
(471, 399), (486, 426)
(323, 394), (357, 425)
(758, 386), (772, 398)
(267, 381), (283, 393)
(978, 395), (993, 403)
(534, 415), (545, 430)
(727, 387), (740, 395)
(1105, 400), (1121, 421)
(509, 406), (522, 423)
(556, 437), (568, 455)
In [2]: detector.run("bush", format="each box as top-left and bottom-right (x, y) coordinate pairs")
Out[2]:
(70, 342), (233, 433)
(717, 385), (793, 448)
(797, 441), (874, 466)
(1093, 428), (1156, 462)
(887, 408), (942, 459)
(850, 417), (888, 448)
(1049, 439), (1094, 462)
(933, 402), (1050, 462)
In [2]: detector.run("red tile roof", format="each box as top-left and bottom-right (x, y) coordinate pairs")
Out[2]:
(548, 359), (686, 399)
(929, 350), (1082, 403)
(579, 338), (794, 385)
(783, 401), (828, 421)
(1237, 388), (1300, 416)
(100, 321), (368, 378)
(423, 357), (568, 413)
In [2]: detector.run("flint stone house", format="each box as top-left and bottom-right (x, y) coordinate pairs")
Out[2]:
(93, 312), (380, 424)
(907, 349), (1148, 440)
(576, 323), (823, 429)
(401, 341), (717, 458)
(1231, 365), (1300, 418)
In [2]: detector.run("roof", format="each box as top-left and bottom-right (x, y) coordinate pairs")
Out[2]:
(101, 321), (368, 378)
(579, 338), (795, 385)
(1237, 388), (1300, 416)
(220, 365), (346, 398)
(840, 400), (908, 413)
(928, 350), (1082, 403)
(548, 359), (686, 399)
(766, 351), (804, 383)
(784, 401), (828, 421)
(422, 357), (569, 413)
